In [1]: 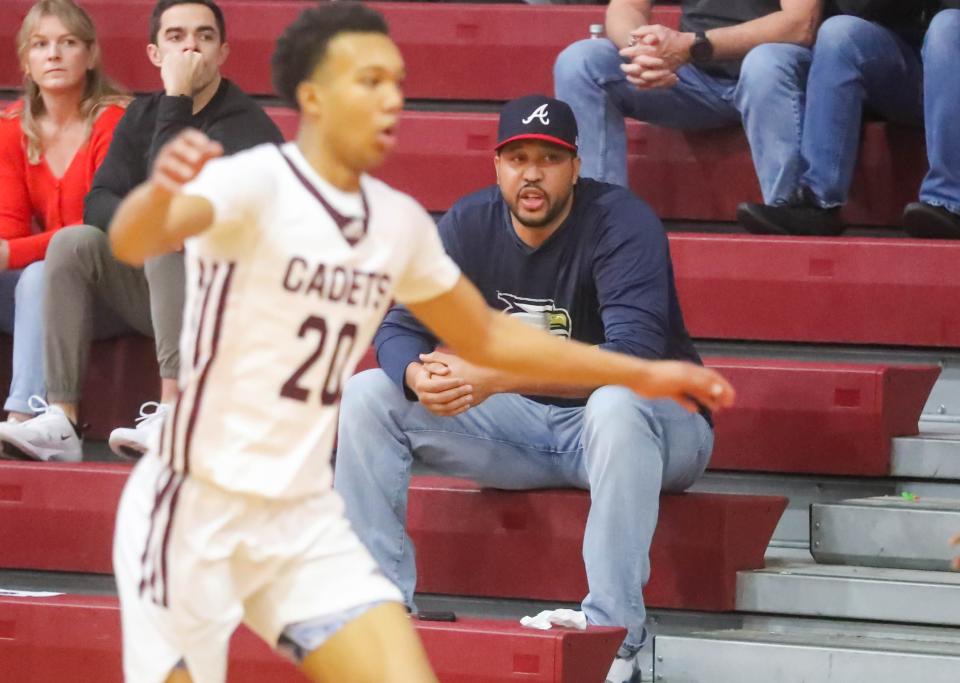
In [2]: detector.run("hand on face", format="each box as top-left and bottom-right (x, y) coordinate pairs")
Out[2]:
(160, 48), (205, 97)
(619, 24), (690, 89)
(150, 128), (223, 193)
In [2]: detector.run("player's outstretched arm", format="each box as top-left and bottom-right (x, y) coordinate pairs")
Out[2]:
(109, 129), (224, 266)
(407, 276), (734, 412)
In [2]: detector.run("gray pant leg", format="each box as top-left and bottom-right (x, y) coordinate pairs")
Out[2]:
(44, 226), (153, 403)
(143, 252), (184, 380)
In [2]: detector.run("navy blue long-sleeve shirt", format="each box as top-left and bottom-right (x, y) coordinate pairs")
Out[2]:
(375, 177), (703, 408)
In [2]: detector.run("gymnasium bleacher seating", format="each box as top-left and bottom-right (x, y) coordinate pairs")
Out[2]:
(0, 593), (626, 682)
(1, 1), (959, 681)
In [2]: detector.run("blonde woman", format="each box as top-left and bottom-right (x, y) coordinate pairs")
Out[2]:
(0, 0), (126, 427)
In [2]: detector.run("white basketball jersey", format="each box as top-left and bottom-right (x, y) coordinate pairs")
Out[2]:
(158, 142), (460, 499)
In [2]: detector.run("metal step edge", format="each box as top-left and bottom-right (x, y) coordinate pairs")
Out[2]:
(892, 434), (960, 479)
(737, 562), (960, 627)
(654, 630), (960, 683)
(810, 498), (960, 571)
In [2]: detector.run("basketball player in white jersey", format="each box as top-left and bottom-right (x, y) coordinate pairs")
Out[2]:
(107, 3), (734, 682)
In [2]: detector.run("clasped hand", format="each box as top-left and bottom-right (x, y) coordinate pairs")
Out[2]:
(619, 24), (692, 89)
(405, 350), (499, 417)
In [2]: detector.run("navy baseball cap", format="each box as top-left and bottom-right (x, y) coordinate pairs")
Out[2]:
(495, 94), (579, 153)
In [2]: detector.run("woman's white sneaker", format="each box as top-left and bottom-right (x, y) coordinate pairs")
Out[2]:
(0, 396), (82, 462)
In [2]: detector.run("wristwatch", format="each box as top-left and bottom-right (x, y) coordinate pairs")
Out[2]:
(689, 31), (714, 65)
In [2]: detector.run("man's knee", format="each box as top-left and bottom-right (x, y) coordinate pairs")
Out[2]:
(45, 224), (108, 275)
(584, 386), (660, 441)
(812, 15), (876, 66)
(340, 369), (405, 430)
(738, 42), (810, 93)
(924, 10), (960, 65)
(554, 38), (618, 88)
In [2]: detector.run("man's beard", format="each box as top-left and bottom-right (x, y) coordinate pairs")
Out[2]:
(510, 186), (571, 228)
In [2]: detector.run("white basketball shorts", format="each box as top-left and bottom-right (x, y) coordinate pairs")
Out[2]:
(113, 453), (402, 683)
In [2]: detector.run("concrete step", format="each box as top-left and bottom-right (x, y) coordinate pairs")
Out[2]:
(737, 559), (960, 626)
(654, 629), (960, 682)
(811, 496), (960, 570)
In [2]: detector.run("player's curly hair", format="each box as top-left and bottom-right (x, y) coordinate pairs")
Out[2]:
(272, 1), (389, 110)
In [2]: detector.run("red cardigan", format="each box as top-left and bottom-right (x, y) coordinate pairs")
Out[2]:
(0, 101), (125, 270)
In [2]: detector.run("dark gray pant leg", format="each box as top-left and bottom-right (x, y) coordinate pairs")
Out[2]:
(43, 226), (153, 403)
(144, 251), (184, 381)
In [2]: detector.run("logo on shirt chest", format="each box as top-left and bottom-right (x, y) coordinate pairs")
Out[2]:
(496, 292), (571, 337)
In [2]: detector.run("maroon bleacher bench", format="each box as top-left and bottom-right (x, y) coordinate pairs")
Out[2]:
(0, 594), (624, 683)
(267, 108), (925, 227)
(0, 4), (926, 225)
(0, 464), (785, 612)
(0, 340), (938, 476)
(705, 358), (939, 476)
(410, 476), (785, 611)
(672, 234), (960, 347)
(0, 2), (679, 99)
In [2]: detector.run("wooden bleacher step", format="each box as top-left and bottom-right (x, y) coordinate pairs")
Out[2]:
(0, 593), (623, 683)
(811, 496), (960, 571)
(653, 629), (960, 683)
(892, 432), (960, 479)
(736, 560), (960, 626)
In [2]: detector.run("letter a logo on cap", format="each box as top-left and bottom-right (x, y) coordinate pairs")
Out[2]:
(522, 104), (550, 126)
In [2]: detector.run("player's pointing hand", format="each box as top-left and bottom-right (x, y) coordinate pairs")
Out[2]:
(636, 361), (735, 414)
(151, 128), (224, 193)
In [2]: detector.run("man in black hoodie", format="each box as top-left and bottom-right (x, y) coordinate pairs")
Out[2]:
(0, 0), (282, 463)
(738, 1), (960, 238)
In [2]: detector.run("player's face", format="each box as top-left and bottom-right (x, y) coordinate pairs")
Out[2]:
(23, 14), (95, 95)
(149, 3), (227, 95)
(307, 32), (405, 173)
(495, 140), (580, 230)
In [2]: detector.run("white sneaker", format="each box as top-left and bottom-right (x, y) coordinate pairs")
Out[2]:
(0, 396), (82, 463)
(108, 402), (170, 461)
(606, 652), (642, 683)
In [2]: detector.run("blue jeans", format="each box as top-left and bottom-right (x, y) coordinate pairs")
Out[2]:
(0, 262), (46, 414)
(553, 38), (811, 205)
(801, 11), (960, 213)
(333, 370), (714, 657)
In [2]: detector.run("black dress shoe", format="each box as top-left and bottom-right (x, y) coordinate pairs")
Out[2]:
(737, 198), (842, 237)
(903, 202), (960, 239)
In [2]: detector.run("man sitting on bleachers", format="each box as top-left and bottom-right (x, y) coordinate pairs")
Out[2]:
(0, 0), (281, 462)
(553, 0), (822, 208)
(334, 95), (714, 683)
(737, 0), (960, 238)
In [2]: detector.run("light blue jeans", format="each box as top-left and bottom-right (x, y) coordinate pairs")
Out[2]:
(553, 38), (812, 205)
(0, 261), (46, 414)
(801, 11), (960, 212)
(334, 369), (714, 657)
